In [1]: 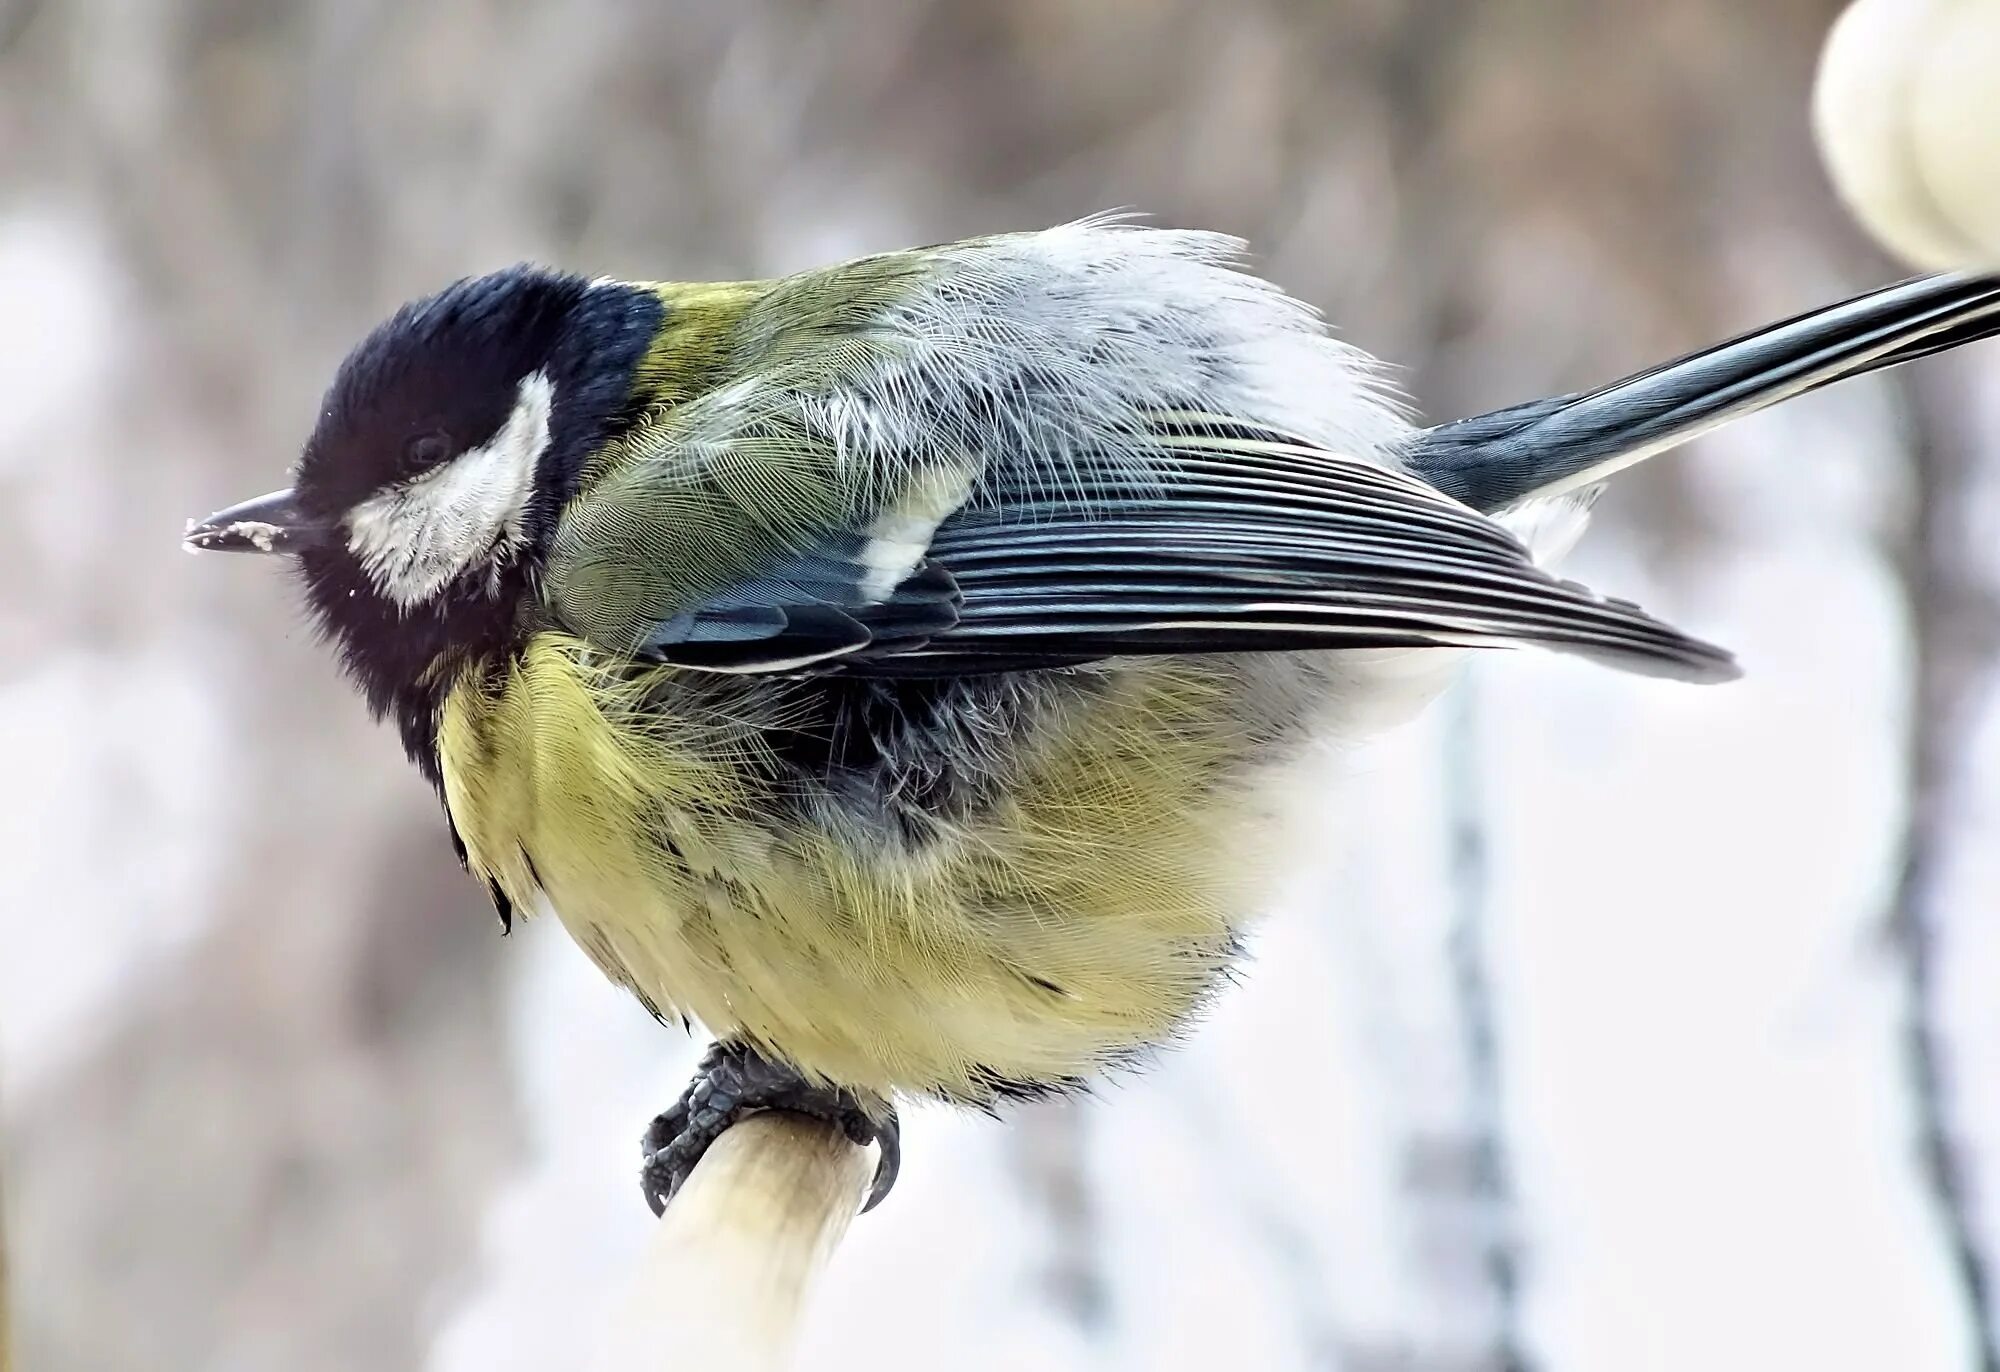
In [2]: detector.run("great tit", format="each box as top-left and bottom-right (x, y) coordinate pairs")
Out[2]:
(187, 217), (2000, 1215)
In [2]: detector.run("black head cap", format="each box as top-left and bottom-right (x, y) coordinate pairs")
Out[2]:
(296, 266), (591, 527)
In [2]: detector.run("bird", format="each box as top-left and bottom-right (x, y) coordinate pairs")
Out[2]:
(186, 216), (2000, 1215)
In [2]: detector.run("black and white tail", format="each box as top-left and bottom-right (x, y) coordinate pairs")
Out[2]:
(1407, 274), (2000, 514)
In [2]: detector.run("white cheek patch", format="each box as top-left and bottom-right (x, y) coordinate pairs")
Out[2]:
(346, 371), (555, 607)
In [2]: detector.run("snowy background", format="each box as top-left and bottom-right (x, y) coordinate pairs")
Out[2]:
(3, 3), (1998, 1369)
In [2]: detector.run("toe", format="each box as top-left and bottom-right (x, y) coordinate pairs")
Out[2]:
(641, 1102), (687, 1159)
(859, 1112), (901, 1213)
(640, 1150), (677, 1217)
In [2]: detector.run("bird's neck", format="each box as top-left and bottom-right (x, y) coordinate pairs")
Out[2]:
(312, 278), (690, 780)
(625, 279), (771, 408)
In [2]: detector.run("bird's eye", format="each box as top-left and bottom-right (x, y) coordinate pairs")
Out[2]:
(402, 430), (455, 472)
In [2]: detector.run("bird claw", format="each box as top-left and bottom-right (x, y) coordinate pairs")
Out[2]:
(640, 1040), (901, 1216)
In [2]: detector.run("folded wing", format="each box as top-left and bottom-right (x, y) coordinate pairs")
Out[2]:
(555, 418), (1737, 683)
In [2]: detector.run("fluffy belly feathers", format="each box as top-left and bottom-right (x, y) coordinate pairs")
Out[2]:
(435, 633), (1290, 1101)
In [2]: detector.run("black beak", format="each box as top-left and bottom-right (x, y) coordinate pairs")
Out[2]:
(183, 488), (327, 555)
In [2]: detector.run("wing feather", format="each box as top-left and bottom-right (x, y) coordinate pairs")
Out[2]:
(873, 420), (1737, 682)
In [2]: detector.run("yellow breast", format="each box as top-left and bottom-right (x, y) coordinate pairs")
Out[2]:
(436, 633), (1288, 1101)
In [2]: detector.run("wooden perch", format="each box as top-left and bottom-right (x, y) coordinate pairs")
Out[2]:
(595, 1112), (876, 1372)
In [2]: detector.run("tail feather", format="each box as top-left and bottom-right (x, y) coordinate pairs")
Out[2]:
(1407, 274), (2000, 514)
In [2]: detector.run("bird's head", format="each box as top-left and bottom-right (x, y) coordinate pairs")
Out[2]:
(188, 266), (662, 711)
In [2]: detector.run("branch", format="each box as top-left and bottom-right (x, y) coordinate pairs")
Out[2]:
(1, 1182), (12, 1372)
(595, 1113), (876, 1372)
(1883, 363), (2000, 1372)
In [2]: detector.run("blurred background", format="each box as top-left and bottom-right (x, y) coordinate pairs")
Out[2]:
(3, 1), (1998, 1368)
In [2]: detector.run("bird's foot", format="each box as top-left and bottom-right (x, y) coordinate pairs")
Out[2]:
(639, 1039), (900, 1217)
